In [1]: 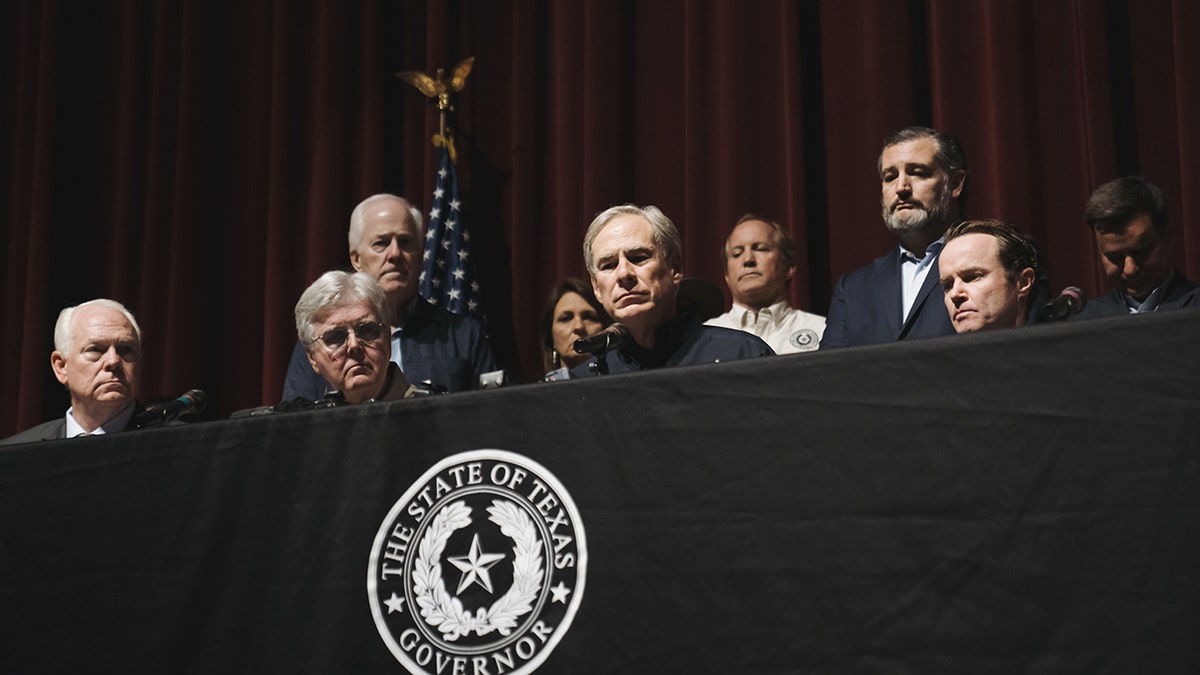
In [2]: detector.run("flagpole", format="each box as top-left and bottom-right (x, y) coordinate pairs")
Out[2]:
(397, 57), (484, 321)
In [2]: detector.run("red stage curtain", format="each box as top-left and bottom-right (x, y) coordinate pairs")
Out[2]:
(3, 0), (1197, 435)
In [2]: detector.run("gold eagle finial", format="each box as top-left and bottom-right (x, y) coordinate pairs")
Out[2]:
(396, 56), (475, 113)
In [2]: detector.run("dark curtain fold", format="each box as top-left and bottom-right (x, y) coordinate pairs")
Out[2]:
(3, 0), (1197, 436)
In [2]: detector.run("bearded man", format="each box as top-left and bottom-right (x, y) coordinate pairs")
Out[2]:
(821, 126), (967, 348)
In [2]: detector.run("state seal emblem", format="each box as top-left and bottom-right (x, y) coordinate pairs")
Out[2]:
(789, 328), (819, 351)
(368, 449), (586, 674)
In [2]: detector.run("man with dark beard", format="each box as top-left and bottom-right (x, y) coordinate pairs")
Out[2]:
(821, 126), (967, 348)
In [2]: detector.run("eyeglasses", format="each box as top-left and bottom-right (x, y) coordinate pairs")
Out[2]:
(315, 321), (388, 351)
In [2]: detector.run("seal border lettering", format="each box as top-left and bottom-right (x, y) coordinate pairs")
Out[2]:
(367, 449), (587, 674)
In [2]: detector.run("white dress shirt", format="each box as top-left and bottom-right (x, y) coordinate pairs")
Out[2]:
(899, 239), (944, 323)
(64, 402), (136, 438)
(706, 300), (826, 354)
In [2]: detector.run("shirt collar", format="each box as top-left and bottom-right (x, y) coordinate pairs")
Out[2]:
(65, 402), (136, 438)
(730, 299), (791, 327)
(898, 238), (945, 265)
(1121, 271), (1175, 313)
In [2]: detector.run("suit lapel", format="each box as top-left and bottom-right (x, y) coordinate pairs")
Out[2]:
(43, 419), (66, 440)
(1162, 273), (1200, 310)
(873, 253), (904, 339)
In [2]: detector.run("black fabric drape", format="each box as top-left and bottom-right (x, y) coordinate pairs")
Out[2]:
(1, 313), (1198, 672)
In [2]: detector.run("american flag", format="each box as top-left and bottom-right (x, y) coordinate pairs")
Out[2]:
(418, 146), (483, 318)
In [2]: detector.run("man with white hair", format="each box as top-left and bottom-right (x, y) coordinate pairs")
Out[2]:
(293, 271), (412, 404)
(1, 299), (142, 444)
(282, 194), (496, 400)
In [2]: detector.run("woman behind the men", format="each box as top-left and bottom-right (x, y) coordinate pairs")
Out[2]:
(539, 277), (612, 377)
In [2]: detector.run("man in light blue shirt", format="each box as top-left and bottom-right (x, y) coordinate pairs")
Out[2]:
(822, 126), (968, 348)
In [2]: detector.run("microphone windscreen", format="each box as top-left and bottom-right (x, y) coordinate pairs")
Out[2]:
(183, 389), (208, 414)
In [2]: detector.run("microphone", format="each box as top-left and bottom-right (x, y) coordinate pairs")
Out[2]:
(573, 323), (630, 355)
(134, 389), (207, 428)
(1039, 286), (1086, 322)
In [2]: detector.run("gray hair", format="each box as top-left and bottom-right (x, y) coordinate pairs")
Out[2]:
(583, 204), (682, 275)
(347, 194), (425, 252)
(295, 271), (391, 345)
(54, 299), (142, 355)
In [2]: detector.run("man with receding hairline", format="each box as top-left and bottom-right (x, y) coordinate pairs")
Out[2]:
(2, 299), (143, 444)
(282, 193), (496, 400)
(706, 214), (825, 354)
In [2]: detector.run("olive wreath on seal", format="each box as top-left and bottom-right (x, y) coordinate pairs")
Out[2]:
(412, 499), (545, 642)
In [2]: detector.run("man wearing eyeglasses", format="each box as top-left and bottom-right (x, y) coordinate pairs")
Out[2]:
(282, 194), (497, 401)
(293, 271), (413, 405)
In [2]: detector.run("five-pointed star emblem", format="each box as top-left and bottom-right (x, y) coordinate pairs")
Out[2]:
(384, 592), (406, 614)
(448, 534), (506, 594)
(550, 581), (571, 604)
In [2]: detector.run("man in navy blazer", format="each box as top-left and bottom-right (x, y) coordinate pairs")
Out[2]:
(821, 127), (967, 348)
(282, 194), (496, 400)
(1076, 176), (1199, 318)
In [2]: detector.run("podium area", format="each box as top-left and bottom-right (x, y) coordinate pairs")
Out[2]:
(1, 312), (1198, 673)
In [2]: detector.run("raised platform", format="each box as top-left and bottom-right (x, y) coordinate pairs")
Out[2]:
(1, 311), (1197, 673)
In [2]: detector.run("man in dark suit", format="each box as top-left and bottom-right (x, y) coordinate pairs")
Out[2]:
(1, 299), (142, 445)
(282, 194), (496, 400)
(821, 126), (967, 348)
(571, 204), (773, 376)
(1077, 176), (1199, 318)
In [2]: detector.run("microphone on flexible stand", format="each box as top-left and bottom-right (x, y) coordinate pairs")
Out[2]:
(574, 323), (630, 356)
(133, 389), (207, 428)
(1038, 286), (1087, 322)
(575, 323), (631, 377)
